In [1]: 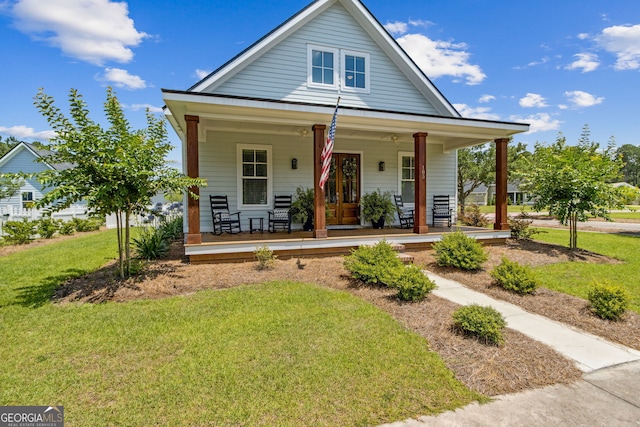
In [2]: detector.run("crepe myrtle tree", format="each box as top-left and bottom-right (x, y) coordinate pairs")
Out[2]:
(518, 127), (623, 250)
(33, 87), (206, 278)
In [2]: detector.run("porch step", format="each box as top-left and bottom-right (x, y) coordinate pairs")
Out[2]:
(396, 253), (414, 264)
(389, 243), (406, 252)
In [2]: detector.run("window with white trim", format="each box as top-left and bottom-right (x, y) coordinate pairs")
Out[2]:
(398, 153), (415, 204)
(341, 50), (369, 92)
(308, 45), (339, 89)
(21, 191), (34, 209)
(237, 144), (272, 208)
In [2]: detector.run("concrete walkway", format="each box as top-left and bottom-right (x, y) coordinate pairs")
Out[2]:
(379, 272), (640, 426)
(428, 272), (640, 372)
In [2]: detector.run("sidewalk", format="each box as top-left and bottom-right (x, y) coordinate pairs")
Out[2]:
(380, 272), (640, 426)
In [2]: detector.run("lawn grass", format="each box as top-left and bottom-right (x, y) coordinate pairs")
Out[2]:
(0, 232), (483, 426)
(477, 205), (535, 214)
(0, 229), (118, 308)
(533, 228), (640, 313)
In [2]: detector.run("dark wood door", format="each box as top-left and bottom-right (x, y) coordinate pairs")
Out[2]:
(326, 153), (360, 225)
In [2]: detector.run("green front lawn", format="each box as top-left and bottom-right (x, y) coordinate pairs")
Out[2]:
(0, 231), (482, 426)
(533, 229), (640, 313)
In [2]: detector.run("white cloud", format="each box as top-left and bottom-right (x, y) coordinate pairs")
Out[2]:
(519, 93), (548, 108)
(453, 104), (501, 121)
(577, 33), (590, 40)
(408, 19), (433, 29)
(509, 113), (561, 134)
(478, 94), (495, 103)
(565, 52), (599, 72)
(595, 24), (640, 70)
(195, 69), (211, 80)
(99, 68), (146, 89)
(11, 0), (148, 66)
(0, 125), (56, 140)
(128, 104), (163, 113)
(564, 90), (604, 107)
(397, 33), (486, 85)
(384, 21), (408, 36)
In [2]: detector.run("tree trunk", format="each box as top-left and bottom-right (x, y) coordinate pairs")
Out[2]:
(125, 210), (131, 277)
(569, 212), (578, 250)
(116, 210), (124, 279)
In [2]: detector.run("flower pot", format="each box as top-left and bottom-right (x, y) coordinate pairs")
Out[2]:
(303, 218), (314, 231)
(372, 218), (385, 229)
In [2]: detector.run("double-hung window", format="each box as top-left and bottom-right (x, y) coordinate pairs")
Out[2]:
(21, 191), (34, 209)
(237, 144), (272, 208)
(398, 153), (415, 203)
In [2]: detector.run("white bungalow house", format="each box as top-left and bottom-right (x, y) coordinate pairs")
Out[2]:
(0, 141), (86, 219)
(162, 0), (529, 263)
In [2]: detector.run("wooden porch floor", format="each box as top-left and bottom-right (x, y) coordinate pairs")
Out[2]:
(186, 226), (510, 264)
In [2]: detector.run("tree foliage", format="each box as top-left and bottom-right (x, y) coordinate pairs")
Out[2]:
(33, 87), (206, 278)
(518, 127), (623, 250)
(457, 140), (529, 213)
(617, 144), (640, 186)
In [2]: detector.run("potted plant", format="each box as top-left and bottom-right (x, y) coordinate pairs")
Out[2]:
(291, 187), (315, 231)
(361, 189), (396, 229)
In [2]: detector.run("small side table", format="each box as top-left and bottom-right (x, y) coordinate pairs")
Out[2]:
(249, 217), (263, 234)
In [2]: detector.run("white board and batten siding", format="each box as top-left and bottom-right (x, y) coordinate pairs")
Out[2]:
(210, 3), (439, 115)
(195, 130), (456, 232)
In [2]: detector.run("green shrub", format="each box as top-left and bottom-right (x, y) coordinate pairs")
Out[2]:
(392, 265), (436, 302)
(433, 231), (488, 270)
(343, 240), (403, 286)
(588, 283), (630, 321)
(254, 245), (277, 270)
(133, 226), (169, 260)
(3, 218), (36, 245)
(59, 221), (76, 235)
(459, 204), (490, 228)
(71, 217), (101, 232)
(490, 257), (539, 294)
(508, 210), (540, 240)
(452, 304), (507, 346)
(159, 216), (183, 241)
(36, 217), (60, 239)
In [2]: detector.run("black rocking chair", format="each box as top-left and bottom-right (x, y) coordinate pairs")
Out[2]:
(210, 195), (242, 234)
(432, 195), (453, 227)
(268, 195), (292, 233)
(393, 195), (414, 229)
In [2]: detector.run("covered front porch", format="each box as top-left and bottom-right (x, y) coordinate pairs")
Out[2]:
(162, 93), (528, 263)
(186, 226), (509, 264)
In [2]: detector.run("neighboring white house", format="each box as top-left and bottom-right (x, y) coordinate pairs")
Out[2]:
(0, 141), (86, 219)
(161, 0), (529, 256)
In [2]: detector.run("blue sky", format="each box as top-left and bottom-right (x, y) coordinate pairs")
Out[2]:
(1, 0), (639, 166)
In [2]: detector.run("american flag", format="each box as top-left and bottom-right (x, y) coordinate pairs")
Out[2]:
(319, 98), (340, 191)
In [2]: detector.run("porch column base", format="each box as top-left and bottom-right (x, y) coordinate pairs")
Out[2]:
(414, 225), (429, 234)
(186, 233), (202, 244)
(313, 229), (328, 239)
(494, 223), (509, 231)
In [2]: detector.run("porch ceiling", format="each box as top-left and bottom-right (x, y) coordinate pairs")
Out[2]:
(162, 90), (529, 151)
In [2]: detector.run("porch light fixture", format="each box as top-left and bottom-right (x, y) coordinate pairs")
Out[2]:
(291, 158), (298, 169)
(378, 161), (385, 171)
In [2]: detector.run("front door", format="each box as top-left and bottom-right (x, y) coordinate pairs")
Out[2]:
(326, 153), (360, 225)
